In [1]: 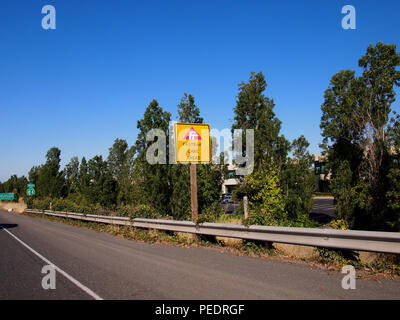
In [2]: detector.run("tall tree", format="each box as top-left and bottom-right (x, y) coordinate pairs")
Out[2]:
(86, 155), (117, 207)
(79, 157), (90, 190)
(107, 139), (129, 181)
(280, 136), (315, 223)
(171, 93), (225, 218)
(357, 42), (400, 187)
(134, 99), (172, 216)
(37, 147), (65, 198)
(320, 69), (364, 182)
(177, 93), (203, 123)
(320, 42), (400, 230)
(107, 139), (133, 205)
(1, 174), (28, 202)
(65, 156), (80, 193)
(232, 72), (289, 171)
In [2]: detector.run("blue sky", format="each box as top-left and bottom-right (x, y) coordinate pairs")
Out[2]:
(1, 0), (399, 181)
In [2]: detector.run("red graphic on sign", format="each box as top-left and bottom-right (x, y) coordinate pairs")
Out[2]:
(184, 127), (202, 140)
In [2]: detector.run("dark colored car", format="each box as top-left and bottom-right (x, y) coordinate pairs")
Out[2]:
(221, 193), (234, 204)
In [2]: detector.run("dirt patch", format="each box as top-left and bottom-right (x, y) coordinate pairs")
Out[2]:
(0, 200), (26, 213)
(274, 243), (317, 259)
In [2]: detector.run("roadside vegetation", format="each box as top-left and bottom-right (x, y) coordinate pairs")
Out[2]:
(1, 42), (399, 234)
(320, 42), (400, 232)
(0, 73), (317, 227)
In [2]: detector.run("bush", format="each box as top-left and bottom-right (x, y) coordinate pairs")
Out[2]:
(197, 201), (224, 224)
(129, 204), (161, 220)
(31, 197), (97, 214)
(32, 197), (53, 210)
(326, 219), (349, 230)
(51, 198), (97, 214)
(241, 164), (286, 226)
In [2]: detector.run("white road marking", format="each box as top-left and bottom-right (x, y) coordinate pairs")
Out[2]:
(1, 226), (103, 300)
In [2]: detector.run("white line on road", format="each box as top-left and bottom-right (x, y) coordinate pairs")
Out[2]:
(1, 226), (103, 300)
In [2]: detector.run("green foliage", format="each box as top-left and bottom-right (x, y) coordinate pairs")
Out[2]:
(31, 197), (52, 210)
(238, 240), (275, 257)
(30, 196), (97, 214)
(315, 248), (359, 266)
(108, 139), (135, 206)
(52, 198), (97, 214)
(326, 219), (350, 230)
(177, 93), (203, 123)
(170, 93), (225, 219)
(330, 161), (359, 226)
(320, 42), (400, 231)
(11, 74), (317, 229)
(0, 174), (28, 202)
(133, 99), (172, 217)
(232, 72), (289, 171)
(36, 147), (66, 198)
(82, 155), (118, 208)
(169, 164), (191, 220)
(242, 165), (286, 226)
(128, 204), (161, 220)
(197, 163), (225, 214)
(280, 135), (315, 223)
(65, 156), (79, 194)
(15, 54), (399, 235)
(232, 72), (314, 227)
(197, 201), (224, 224)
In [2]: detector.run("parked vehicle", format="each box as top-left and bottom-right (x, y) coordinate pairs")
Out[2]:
(221, 193), (234, 204)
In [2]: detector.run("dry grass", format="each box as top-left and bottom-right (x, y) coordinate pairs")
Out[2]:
(214, 214), (244, 245)
(0, 200), (27, 213)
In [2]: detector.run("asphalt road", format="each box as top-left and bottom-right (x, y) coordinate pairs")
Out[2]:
(309, 197), (335, 223)
(1, 209), (399, 300)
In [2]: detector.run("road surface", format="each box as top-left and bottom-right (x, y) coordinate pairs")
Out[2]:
(0, 209), (399, 300)
(309, 197), (335, 223)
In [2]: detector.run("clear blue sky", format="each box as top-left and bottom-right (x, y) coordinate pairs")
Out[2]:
(1, 0), (399, 181)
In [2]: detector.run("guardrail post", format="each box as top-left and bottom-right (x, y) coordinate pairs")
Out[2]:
(243, 196), (249, 220)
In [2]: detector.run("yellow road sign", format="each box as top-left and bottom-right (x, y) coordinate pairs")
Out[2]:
(174, 123), (211, 163)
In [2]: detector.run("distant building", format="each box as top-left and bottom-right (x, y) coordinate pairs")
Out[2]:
(314, 154), (331, 192)
(222, 164), (240, 194)
(222, 156), (333, 194)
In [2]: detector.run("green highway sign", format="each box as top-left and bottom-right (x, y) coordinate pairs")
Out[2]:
(27, 184), (36, 196)
(0, 193), (14, 200)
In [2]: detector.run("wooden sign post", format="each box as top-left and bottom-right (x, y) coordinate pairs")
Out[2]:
(190, 163), (198, 221)
(174, 123), (211, 222)
(243, 196), (249, 220)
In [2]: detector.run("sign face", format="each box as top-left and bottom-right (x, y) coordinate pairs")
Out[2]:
(27, 184), (35, 196)
(0, 193), (14, 200)
(174, 123), (211, 163)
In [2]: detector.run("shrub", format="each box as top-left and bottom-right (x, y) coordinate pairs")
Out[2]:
(197, 201), (224, 224)
(241, 164), (286, 226)
(32, 197), (53, 210)
(129, 204), (161, 220)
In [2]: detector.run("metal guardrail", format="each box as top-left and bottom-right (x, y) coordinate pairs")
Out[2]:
(23, 209), (400, 254)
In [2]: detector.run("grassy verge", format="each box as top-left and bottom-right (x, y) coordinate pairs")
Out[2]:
(311, 248), (400, 278)
(313, 192), (333, 197)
